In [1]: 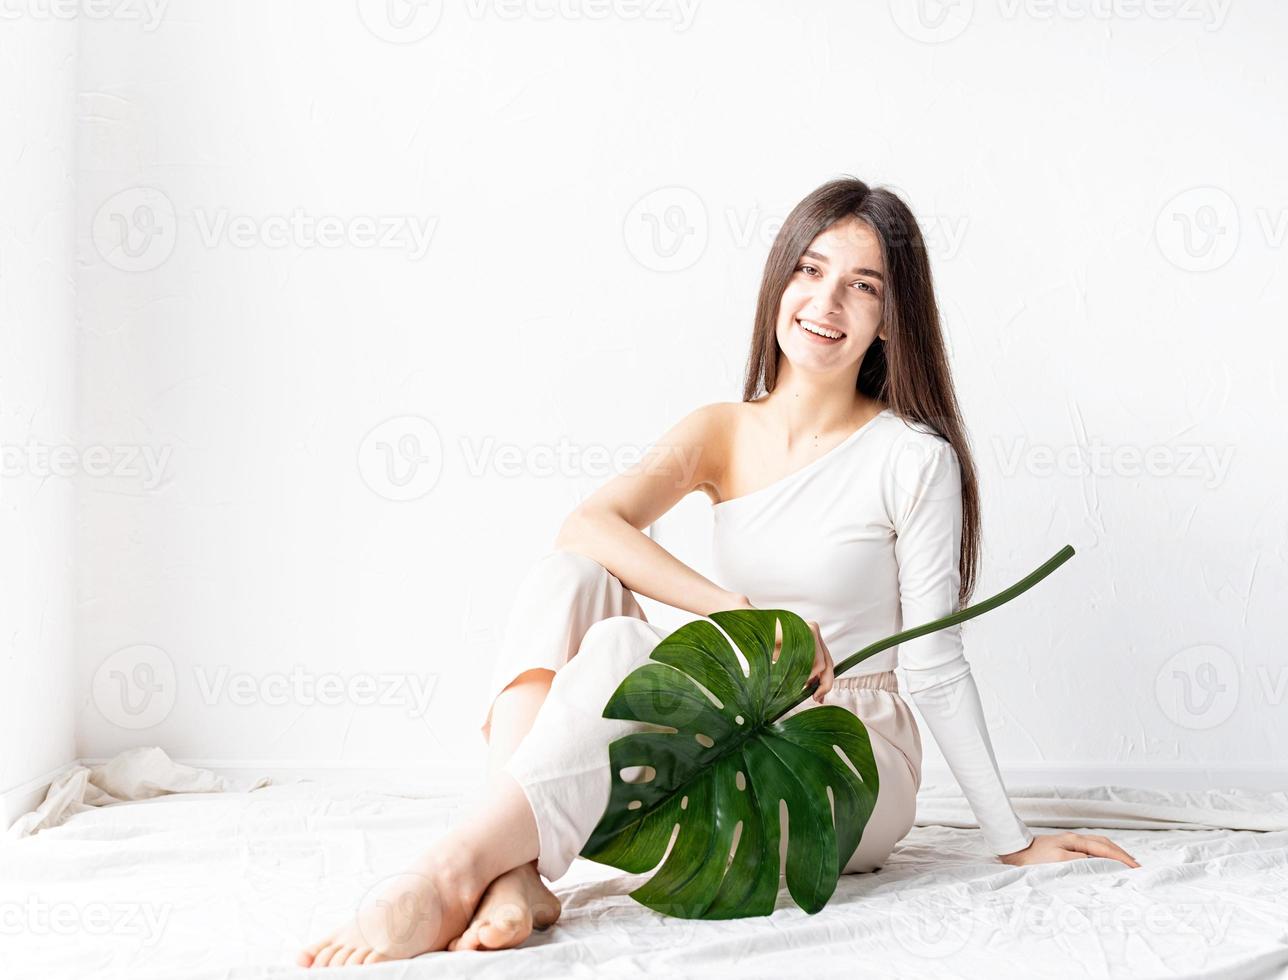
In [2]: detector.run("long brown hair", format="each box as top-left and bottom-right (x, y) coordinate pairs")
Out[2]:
(739, 176), (981, 608)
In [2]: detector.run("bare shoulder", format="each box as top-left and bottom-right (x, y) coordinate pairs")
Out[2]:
(658, 401), (741, 506)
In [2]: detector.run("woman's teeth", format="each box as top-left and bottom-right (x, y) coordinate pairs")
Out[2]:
(798, 318), (844, 341)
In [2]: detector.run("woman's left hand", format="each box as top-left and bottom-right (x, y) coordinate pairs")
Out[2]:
(999, 832), (1141, 868)
(766, 615), (834, 702)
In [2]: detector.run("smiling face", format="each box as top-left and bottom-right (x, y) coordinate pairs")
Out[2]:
(774, 216), (888, 378)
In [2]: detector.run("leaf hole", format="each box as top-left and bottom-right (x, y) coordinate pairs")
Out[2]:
(735, 714), (744, 725)
(686, 675), (725, 710)
(619, 765), (656, 785)
(735, 770), (746, 791)
(627, 800), (642, 810)
(727, 820), (743, 868)
(778, 798), (790, 877)
(694, 733), (714, 748)
(832, 743), (863, 781)
(680, 795), (688, 810)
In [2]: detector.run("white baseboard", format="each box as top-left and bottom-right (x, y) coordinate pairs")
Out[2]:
(8, 759), (1281, 830)
(1, 761), (79, 828)
(921, 762), (1288, 793)
(78, 757), (484, 792)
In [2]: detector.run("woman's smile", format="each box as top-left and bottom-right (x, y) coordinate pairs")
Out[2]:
(796, 316), (847, 344)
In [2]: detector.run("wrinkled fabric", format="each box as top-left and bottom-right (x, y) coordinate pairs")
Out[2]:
(6, 746), (269, 839)
(1, 779), (1284, 979)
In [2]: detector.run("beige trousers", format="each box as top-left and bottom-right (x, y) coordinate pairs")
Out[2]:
(479, 549), (923, 884)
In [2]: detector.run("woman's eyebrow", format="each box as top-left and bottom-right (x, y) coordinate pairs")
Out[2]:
(801, 248), (884, 281)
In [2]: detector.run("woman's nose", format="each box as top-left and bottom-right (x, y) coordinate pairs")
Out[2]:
(805, 277), (845, 311)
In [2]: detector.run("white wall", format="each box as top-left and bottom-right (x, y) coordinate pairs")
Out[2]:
(0, 17), (78, 801)
(68, 1), (1287, 783)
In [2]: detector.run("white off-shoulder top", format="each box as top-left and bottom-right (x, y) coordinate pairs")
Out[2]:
(710, 406), (1035, 856)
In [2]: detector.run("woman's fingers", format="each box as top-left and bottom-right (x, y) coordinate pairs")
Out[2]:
(806, 622), (835, 702)
(1062, 833), (1141, 868)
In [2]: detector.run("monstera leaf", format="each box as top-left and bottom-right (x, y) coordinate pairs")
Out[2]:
(579, 545), (1076, 919)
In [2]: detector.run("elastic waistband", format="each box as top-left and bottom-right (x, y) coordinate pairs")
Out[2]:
(832, 669), (899, 692)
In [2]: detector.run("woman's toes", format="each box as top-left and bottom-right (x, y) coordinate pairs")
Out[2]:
(310, 943), (343, 968)
(476, 904), (529, 949)
(335, 947), (364, 967)
(296, 938), (328, 968)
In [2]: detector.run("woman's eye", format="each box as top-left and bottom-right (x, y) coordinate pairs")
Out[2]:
(854, 281), (877, 294)
(797, 264), (817, 275)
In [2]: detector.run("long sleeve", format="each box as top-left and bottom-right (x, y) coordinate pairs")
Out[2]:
(888, 435), (1035, 858)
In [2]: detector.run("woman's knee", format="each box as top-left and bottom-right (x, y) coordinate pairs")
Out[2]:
(552, 617), (662, 693)
(535, 547), (614, 594)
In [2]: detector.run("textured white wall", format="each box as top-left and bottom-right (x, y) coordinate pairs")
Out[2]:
(68, 1), (1286, 783)
(0, 17), (78, 797)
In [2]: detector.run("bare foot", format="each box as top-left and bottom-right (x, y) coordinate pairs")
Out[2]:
(297, 850), (484, 968)
(446, 860), (561, 952)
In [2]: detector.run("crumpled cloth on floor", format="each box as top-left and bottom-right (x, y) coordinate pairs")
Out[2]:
(6, 746), (270, 840)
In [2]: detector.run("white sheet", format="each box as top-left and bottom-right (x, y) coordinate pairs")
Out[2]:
(2, 779), (1285, 979)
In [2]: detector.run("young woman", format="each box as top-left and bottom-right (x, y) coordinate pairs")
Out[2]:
(298, 177), (1140, 968)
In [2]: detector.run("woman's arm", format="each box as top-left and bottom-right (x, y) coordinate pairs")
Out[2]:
(554, 404), (749, 619)
(887, 434), (1036, 858)
(889, 434), (1140, 868)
